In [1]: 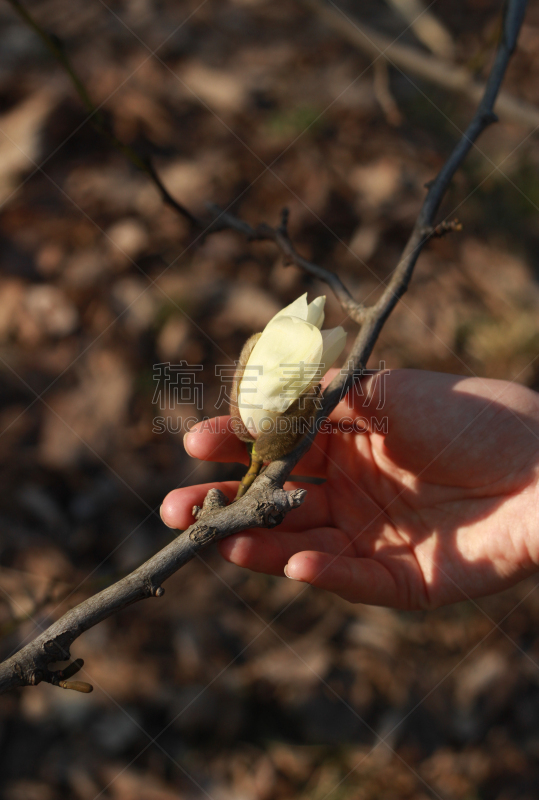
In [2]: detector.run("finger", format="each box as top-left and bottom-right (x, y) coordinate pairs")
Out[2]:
(218, 526), (354, 575)
(185, 416), (331, 478)
(284, 551), (403, 607)
(160, 481), (239, 529)
(182, 371), (339, 467)
(184, 417), (248, 464)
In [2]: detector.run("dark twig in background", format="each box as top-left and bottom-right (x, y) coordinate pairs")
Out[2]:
(0, 0), (528, 694)
(302, 0), (539, 130)
(5, 0), (200, 227)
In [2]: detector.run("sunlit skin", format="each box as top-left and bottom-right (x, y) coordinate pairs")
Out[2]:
(160, 369), (539, 610)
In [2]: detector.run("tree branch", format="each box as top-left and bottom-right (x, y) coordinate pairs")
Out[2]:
(0, 484), (306, 693)
(0, 0), (528, 694)
(205, 204), (366, 324)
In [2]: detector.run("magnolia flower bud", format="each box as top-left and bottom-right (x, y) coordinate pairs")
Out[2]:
(229, 293), (346, 461)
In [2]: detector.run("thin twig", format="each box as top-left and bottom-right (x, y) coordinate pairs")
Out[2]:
(386, 0), (455, 59)
(205, 204), (366, 324)
(0, 0), (528, 694)
(373, 60), (403, 127)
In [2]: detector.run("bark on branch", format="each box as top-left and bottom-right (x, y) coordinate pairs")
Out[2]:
(0, 0), (528, 694)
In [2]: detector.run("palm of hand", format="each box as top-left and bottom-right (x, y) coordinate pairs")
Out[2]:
(161, 370), (539, 609)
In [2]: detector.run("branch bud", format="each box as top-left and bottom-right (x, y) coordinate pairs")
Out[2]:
(229, 293), (346, 460)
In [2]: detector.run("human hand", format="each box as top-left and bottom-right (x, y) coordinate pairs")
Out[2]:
(160, 369), (539, 609)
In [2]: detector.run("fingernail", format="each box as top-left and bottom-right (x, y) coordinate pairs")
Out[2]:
(284, 564), (294, 579)
(159, 504), (175, 529)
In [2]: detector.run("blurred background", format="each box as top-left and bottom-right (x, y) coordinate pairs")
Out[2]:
(1, 0), (539, 797)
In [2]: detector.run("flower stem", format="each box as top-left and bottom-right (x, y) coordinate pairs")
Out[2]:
(235, 445), (263, 499)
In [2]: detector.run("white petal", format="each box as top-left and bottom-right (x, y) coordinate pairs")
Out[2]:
(319, 327), (347, 374)
(238, 316), (323, 416)
(269, 293), (308, 324)
(306, 295), (326, 328)
(238, 406), (279, 438)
